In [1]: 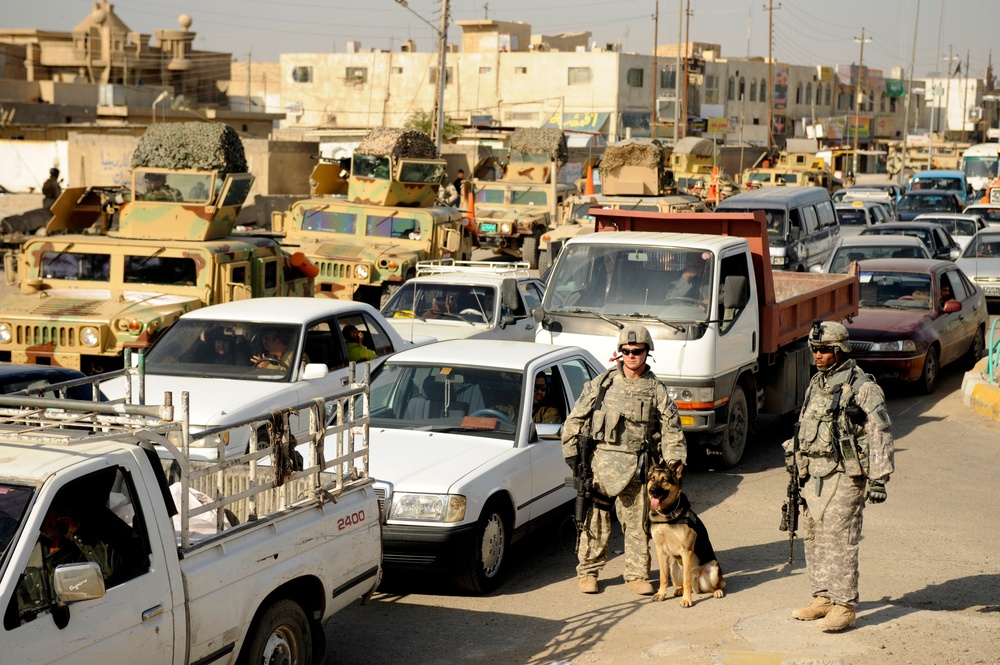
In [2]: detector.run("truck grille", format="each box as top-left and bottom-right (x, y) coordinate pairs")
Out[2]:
(14, 324), (79, 349)
(849, 341), (873, 353)
(373, 482), (391, 522)
(315, 260), (371, 284)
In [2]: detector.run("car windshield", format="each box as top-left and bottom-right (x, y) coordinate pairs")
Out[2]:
(911, 177), (962, 192)
(961, 235), (1000, 258)
(919, 218), (977, 237)
(859, 271), (934, 311)
(829, 245), (926, 273)
(543, 243), (712, 319)
(0, 483), (33, 566)
(899, 194), (958, 212)
(369, 363), (522, 440)
(861, 227), (933, 250)
(144, 319), (303, 382)
(382, 283), (497, 325)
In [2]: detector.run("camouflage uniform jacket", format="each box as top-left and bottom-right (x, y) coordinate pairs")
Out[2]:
(783, 358), (894, 482)
(562, 363), (686, 463)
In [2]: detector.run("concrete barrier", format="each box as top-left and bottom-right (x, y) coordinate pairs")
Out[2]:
(962, 357), (1000, 421)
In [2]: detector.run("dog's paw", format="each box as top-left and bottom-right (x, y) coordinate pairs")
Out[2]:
(680, 596), (693, 608)
(673, 587), (683, 597)
(713, 589), (725, 598)
(651, 592), (668, 602)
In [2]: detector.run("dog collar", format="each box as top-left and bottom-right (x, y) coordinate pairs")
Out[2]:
(651, 493), (690, 522)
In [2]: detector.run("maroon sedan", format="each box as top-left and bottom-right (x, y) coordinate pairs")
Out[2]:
(846, 258), (987, 393)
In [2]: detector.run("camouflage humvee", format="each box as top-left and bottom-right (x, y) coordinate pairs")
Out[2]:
(539, 139), (707, 271)
(272, 128), (473, 307)
(468, 128), (575, 269)
(0, 122), (314, 373)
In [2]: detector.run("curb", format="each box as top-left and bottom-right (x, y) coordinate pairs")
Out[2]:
(961, 358), (1000, 421)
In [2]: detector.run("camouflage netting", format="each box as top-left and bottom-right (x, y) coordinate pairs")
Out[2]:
(508, 128), (568, 167)
(600, 140), (664, 175)
(130, 122), (248, 174)
(355, 128), (439, 159)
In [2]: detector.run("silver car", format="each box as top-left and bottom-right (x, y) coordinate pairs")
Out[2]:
(813, 235), (931, 274)
(913, 213), (987, 252)
(956, 230), (1000, 301)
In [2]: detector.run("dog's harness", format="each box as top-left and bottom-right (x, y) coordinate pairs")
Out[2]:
(648, 492), (721, 569)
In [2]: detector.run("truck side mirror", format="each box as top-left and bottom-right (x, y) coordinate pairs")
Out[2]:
(723, 275), (750, 310)
(443, 228), (461, 253)
(270, 210), (285, 234)
(789, 227), (801, 241)
(501, 278), (519, 313)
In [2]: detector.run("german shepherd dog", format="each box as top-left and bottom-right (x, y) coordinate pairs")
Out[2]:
(647, 459), (725, 606)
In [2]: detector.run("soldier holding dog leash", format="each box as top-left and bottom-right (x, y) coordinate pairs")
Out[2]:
(562, 325), (687, 595)
(783, 320), (895, 632)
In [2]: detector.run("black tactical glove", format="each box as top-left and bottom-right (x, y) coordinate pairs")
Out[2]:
(866, 480), (887, 504)
(565, 455), (578, 472)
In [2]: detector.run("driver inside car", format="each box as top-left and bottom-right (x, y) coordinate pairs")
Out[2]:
(251, 329), (306, 370)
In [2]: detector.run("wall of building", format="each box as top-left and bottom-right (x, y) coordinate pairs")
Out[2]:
(0, 139), (69, 192)
(227, 61), (283, 113)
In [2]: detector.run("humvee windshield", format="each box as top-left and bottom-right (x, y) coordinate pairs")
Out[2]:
(133, 169), (214, 203)
(302, 209), (358, 233)
(367, 213), (423, 239)
(510, 188), (549, 206)
(398, 161), (445, 184)
(41, 251), (111, 281)
(353, 155), (391, 180)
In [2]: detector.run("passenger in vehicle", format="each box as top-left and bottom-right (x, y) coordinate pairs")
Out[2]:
(939, 280), (954, 307)
(343, 325), (376, 362)
(140, 172), (182, 202)
(532, 374), (560, 424)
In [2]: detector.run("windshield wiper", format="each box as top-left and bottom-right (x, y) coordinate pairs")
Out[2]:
(569, 308), (624, 329)
(625, 312), (686, 333)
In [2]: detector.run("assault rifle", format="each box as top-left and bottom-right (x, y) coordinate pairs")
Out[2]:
(779, 423), (802, 565)
(566, 435), (595, 529)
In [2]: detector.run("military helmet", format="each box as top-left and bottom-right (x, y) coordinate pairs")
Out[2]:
(617, 325), (654, 352)
(808, 320), (851, 353)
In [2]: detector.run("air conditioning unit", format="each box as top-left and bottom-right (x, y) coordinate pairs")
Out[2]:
(969, 107), (983, 121)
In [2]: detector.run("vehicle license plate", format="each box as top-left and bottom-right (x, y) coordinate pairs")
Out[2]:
(983, 285), (1000, 296)
(480, 223), (497, 233)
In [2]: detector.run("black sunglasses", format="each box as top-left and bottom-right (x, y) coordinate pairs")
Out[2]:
(534, 384), (548, 392)
(619, 347), (648, 356)
(811, 345), (837, 354)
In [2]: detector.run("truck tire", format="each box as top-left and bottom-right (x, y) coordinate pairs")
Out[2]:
(455, 499), (509, 594)
(239, 599), (313, 665)
(522, 229), (542, 270)
(538, 247), (552, 274)
(719, 385), (749, 468)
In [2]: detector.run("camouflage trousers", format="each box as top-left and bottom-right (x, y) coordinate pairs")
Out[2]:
(801, 472), (866, 607)
(576, 472), (649, 581)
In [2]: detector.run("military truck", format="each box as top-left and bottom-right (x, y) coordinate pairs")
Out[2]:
(0, 122), (315, 374)
(272, 128), (473, 307)
(540, 139), (708, 271)
(467, 127), (575, 269)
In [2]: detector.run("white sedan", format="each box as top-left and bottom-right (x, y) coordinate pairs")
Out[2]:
(101, 297), (419, 459)
(366, 340), (604, 593)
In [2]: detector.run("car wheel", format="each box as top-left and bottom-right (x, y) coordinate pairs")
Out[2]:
(238, 599), (312, 665)
(719, 385), (749, 468)
(454, 499), (509, 594)
(963, 327), (985, 371)
(918, 345), (940, 394)
(538, 248), (552, 274)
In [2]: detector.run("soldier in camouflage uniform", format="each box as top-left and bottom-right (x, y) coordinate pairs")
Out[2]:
(141, 172), (182, 201)
(562, 325), (687, 595)
(783, 321), (895, 631)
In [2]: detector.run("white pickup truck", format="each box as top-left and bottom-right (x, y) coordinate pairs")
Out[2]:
(0, 367), (380, 665)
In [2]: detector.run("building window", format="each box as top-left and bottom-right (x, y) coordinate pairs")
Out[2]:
(796, 83), (802, 104)
(568, 67), (592, 85)
(880, 91), (886, 112)
(507, 111), (538, 121)
(430, 67), (453, 85)
(750, 78), (757, 102)
(627, 68), (644, 87)
(660, 66), (677, 91)
(391, 66), (403, 75)
(346, 67), (368, 84)
(825, 84), (831, 106)
(739, 77), (746, 100)
(727, 76), (735, 101)
(806, 82), (812, 105)
(759, 79), (766, 102)
(868, 90), (875, 112)
(291, 66), (312, 83)
(704, 74), (719, 104)
(890, 97), (897, 112)
(479, 66), (492, 74)
(515, 67), (527, 74)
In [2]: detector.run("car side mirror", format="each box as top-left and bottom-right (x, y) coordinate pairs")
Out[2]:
(723, 275), (750, 309)
(948, 247), (961, 261)
(301, 363), (329, 380)
(942, 300), (962, 313)
(789, 227), (801, 241)
(499, 314), (516, 329)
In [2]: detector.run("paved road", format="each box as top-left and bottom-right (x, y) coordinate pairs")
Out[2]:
(325, 363), (1000, 665)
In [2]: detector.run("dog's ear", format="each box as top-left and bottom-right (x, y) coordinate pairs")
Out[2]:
(667, 459), (684, 478)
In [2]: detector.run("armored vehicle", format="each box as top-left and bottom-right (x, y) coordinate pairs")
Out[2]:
(0, 122), (315, 373)
(272, 128), (473, 308)
(467, 127), (575, 269)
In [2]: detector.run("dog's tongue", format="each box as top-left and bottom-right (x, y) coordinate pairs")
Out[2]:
(650, 496), (660, 512)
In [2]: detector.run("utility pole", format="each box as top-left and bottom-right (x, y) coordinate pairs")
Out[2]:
(961, 49), (970, 142)
(898, 0), (920, 186)
(681, 0), (691, 139)
(246, 52), (252, 112)
(766, 0), (775, 151)
(852, 28), (872, 176)
(944, 45), (959, 139)
(674, 0), (682, 145)
(432, 0), (449, 151)
(651, 0), (658, 138)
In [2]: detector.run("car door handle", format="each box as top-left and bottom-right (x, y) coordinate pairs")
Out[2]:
(142, 605), (164, 622)
(526, 324), (534, 330)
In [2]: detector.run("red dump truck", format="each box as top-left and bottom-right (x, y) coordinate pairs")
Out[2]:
(534, 209), (859, 467)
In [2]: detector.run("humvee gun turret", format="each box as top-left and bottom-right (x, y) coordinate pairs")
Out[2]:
(0, 122), (315, 373)
(272, 128), (473, 307)
(468, 127), (575, 269)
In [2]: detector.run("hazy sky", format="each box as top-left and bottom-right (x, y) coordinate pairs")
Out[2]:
(10, 0), (998, 80)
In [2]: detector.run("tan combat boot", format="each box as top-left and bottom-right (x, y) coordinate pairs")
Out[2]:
(791, 596), (833, 621)
(578, 576), (599, 594)
(624, 578), (655, 595)
(816, 604), (856, 632)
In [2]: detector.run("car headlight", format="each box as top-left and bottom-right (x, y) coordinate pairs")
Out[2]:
(500, 222), (513, 234)
(869, 339), (917, 352)
(80, 326), (101, 348)
(0, 323), (10, 344)
(663, 385), (715, 406)
(390, 493), (466, 522)
(354, 264), (370, 280)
